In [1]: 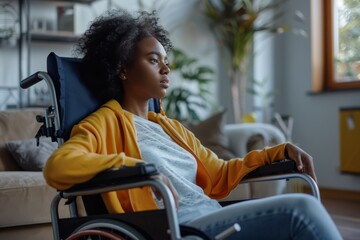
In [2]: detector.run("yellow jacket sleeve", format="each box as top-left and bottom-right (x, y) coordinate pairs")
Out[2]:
(43, 106), (142, 190)
(156, 116), (287, 199)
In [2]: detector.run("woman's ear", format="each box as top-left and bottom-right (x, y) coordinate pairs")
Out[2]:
(120, 68), (127, 80)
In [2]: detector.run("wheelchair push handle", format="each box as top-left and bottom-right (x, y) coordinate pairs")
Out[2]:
(20, 71), (44, 89)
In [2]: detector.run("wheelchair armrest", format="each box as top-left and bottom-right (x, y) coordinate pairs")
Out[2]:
(242, 160), (297, 180)
(65, 163), (159, 192)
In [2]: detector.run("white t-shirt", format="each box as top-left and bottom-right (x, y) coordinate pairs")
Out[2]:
(132, 114), (221, 223)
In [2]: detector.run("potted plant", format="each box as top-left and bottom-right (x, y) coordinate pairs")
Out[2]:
(203, 0), (305, 123)
(163, 48), (215, 122)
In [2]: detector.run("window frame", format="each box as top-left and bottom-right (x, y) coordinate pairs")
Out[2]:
(312, 0), (360, 92)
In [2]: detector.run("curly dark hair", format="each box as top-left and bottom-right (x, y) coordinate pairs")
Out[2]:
(74, 9), (173, 103)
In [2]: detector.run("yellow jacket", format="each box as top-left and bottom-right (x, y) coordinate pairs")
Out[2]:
(44, 99), (286, 213)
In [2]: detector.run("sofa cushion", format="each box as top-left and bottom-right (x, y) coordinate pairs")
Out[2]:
(5, 138), (57, 171)
(0, 171), (69, 228)
(0, 108), (43, 171)
(0, 223), (53, 240)
(185, 111), (236, 159)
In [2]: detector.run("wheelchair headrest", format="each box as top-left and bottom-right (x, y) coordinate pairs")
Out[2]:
(47, 52), (160, 140)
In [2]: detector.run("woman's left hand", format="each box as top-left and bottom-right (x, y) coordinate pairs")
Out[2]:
(285, 143), (318, 183)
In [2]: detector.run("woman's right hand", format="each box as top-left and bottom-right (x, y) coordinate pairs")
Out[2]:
(151, 174), (179, 208)
(285, 143), (318, 183)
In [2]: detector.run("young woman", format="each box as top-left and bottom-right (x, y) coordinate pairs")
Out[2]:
(44, 10), (342, 239)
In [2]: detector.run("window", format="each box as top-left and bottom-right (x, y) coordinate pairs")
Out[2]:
(311, 0), (360, 92)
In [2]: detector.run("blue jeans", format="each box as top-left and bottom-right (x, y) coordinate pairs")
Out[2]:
(185, 194), (342, 240)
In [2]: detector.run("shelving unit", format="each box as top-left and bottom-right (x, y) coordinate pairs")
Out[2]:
(28, 31), (81, 42)
(17, 0), (98, 107)
(0, 86), (19, 109)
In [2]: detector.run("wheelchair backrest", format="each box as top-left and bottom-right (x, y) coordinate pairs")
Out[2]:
(46, 52), (162, 215)
(46, 52), (161, 141)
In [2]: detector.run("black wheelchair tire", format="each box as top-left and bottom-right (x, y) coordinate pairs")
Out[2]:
(180, 225), (211, 240)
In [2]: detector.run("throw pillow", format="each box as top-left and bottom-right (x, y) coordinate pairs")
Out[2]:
(247, 134), (279, 152)
(246, 134), (265, 152)
(5, 138), (58, 171)
(186, 111), (236, 160)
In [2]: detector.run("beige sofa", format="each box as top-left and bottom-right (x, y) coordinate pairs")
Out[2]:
(0, 108), (286, 240)
(0, 108), (69, 240)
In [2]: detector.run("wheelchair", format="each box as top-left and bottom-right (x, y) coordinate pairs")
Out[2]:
(20, 52), (320, 240)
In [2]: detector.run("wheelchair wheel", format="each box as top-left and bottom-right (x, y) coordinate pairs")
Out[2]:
(67, 219), (147, 240)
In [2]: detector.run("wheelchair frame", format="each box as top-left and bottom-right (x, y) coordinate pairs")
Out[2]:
(51, 168), (181, 239)
(21, 64), (320, 239)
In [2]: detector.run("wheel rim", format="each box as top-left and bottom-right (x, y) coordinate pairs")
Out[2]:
(68, 219), (147, 240)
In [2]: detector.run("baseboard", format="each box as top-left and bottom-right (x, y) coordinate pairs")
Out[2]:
(304, 186), (360, 201)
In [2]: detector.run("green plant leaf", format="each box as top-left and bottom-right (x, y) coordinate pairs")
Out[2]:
(164, 47), (215, 120)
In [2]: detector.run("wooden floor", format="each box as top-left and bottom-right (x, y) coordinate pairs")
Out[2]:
(320, 190), (360, 240)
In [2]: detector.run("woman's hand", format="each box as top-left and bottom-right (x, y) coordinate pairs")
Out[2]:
(151, 174), (179, 208)
(285, 143), (318, 183)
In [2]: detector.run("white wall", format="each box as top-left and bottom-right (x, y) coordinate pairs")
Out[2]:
(272, 0), (360, 191)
